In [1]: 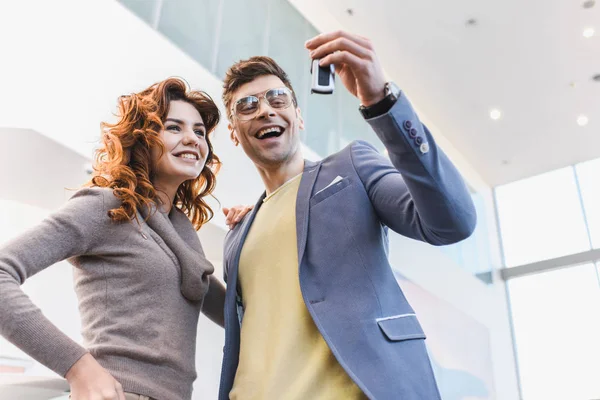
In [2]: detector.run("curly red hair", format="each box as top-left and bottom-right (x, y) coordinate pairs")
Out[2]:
(89, 78), (221, 230)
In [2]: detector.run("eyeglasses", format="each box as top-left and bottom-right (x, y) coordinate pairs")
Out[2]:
(231, 87), (295, 121)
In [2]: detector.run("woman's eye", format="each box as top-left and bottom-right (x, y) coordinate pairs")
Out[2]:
(167, 125), (181, 131)
(195, 130), (206, 137)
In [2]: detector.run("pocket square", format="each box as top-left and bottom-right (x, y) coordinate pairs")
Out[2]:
(315, 176), (344, 195)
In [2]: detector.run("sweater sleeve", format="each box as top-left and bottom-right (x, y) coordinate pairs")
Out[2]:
(0, 188), (106, 376)
(201, 275), (226, 328)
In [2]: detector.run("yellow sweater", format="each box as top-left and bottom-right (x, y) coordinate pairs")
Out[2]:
(229, 174), (365, 400)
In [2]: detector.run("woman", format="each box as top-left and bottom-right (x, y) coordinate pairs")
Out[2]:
(0, 78), (248, 400)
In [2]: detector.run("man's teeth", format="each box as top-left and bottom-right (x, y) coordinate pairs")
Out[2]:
(256, 127), (282, 139)
(178, 153), (198, 160)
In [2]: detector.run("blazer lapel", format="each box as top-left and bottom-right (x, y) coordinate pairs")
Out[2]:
(296, 160), (321, 267)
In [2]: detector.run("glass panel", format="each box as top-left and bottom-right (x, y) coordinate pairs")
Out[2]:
(267, 0), (312, 111)
(297, 22), (318, 147)
(215, 0), (269, 79)
(575, 157), (600, 248)
(119, 0), (157, 26)
(508, 263), (600, 399)
(298, 19), (334, 157)
(338, 88), (385, 154)
(303, 90), (339, 157)
(440, 191), (493, 276)
(157, 0), (220, 70)
(495, 167), (590, 267)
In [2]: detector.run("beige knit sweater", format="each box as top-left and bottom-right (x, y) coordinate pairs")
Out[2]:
(0, 187), (225, 400)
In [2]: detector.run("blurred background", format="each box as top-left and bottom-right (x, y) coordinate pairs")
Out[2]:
(0, 0), (599, 399)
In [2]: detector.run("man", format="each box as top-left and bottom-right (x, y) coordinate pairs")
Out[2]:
(219, 31), (476, 400)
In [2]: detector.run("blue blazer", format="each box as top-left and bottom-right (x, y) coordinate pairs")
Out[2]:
(219, 95), (477, 400)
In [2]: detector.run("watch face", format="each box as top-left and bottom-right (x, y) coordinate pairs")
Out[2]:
(386, 82), (400, 99)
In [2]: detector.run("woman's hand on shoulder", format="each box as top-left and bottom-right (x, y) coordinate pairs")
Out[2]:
(222, 205), (254, 229)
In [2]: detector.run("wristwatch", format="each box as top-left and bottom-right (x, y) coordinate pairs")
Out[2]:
(359, 81), (401, 119)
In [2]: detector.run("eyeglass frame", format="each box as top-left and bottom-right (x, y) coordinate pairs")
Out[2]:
(230, 87), (297, 121)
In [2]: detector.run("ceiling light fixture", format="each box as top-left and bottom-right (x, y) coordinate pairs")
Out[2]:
(583, 27), (595, 38)
(583, 0), (596, 8)
(490, 109), (502, 120)
(577, 115), (589, 126)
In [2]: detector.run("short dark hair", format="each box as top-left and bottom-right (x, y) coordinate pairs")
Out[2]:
(222, 56), (298, 119)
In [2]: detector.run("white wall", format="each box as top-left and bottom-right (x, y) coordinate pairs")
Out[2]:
(0, 1), (519, 399)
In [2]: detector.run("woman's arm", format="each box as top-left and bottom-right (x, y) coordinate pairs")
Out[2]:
(201, 275), (226, 327)
(0, 188), (104, 376)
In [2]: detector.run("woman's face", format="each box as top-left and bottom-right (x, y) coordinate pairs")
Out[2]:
(151, 100), (209, 188)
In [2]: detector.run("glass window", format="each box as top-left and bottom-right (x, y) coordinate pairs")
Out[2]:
(495, 167), (590, 267)
(119, 0), (158, 27)
(157, 0), (221, 71)
(508, 263), (600, 399)
(338, 88), (385, 154)
(267, 0), (312, 111)
(303, 91), (339, 157)
(469, 192), (493, 273)
(301, 18), (337, 158)
(215, 0), (269, 79)
(575, 157), (600, 248)
(440, 192), (493, 276)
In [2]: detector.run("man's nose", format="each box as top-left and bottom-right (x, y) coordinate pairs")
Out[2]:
(256, 97), (276, 119)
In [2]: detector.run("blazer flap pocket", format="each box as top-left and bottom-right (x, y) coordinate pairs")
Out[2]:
(310, 177), (351, 206)
(377, 314), (426, 341)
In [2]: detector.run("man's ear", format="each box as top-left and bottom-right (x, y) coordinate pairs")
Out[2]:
(229, 123), (240, 146)
(296, 107), (305, 131)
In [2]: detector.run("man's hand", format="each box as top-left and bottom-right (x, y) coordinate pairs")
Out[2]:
(223, 205), (254, 229)
(305, 30), (387, 107)
(65, 353), (125, 400)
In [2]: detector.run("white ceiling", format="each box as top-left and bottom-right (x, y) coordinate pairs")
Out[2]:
(293, 0), (600, 186)
(3, 0), (597, 189)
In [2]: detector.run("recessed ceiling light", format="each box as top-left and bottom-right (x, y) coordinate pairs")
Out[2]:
(490, 109), (502, 120)
(577, 115), (589, 126)
(583, 27), (595, 38)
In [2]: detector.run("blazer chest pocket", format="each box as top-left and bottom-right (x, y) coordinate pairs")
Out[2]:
(377, 314), (426, 342)
(310, 177), (351, 206)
